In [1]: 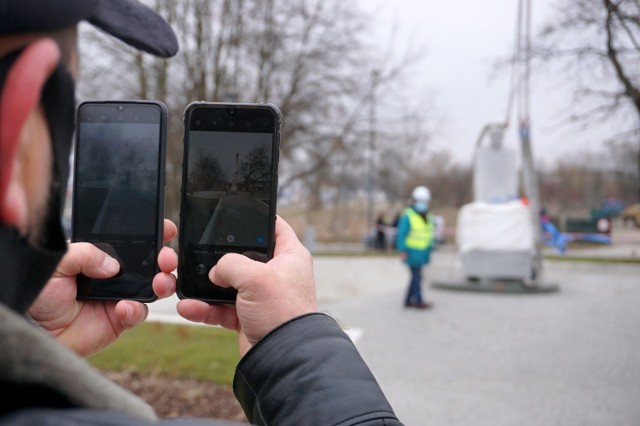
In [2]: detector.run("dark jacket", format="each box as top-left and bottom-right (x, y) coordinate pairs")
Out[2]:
(0, 306), (402, 426)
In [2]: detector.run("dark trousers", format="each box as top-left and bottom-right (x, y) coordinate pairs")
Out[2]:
(405, 266), (424, 305)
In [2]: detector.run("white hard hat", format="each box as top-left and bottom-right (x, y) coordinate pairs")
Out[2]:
(412, 185), (431, 202)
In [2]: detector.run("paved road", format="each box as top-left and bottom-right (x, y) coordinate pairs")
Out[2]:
(148, 243), (640, 426)
(316, 247), (640, 426)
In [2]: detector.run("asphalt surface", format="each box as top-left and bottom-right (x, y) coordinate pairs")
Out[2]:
(148, 237), (640, 426)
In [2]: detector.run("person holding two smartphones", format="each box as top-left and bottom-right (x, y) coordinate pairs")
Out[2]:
(0, 1), (402, 426)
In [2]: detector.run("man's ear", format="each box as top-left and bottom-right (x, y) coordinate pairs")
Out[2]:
(0, 39), (60, 227)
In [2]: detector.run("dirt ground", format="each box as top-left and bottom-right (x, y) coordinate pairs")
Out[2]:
(104, 370), (249, 423)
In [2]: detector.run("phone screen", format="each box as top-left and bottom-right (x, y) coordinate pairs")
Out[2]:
(177, 103), (280, 303)
(72, 101), (166, 301)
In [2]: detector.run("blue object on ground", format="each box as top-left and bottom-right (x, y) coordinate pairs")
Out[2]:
(541, 216), (612, 255)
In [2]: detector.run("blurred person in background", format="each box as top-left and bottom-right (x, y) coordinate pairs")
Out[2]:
(374, 211), (388, 250)
(395, 185), (436, 309)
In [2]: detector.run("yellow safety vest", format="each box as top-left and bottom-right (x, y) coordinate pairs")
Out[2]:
(404, 208), (434, 250)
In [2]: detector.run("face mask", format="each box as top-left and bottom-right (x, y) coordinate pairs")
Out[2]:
(41, 53), (76, 226)
(0, 48), (75, 312)
(414, 201), (428, 213)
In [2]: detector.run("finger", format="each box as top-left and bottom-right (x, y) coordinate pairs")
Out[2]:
(157, 245), (178, 273)
(208, 217), (307, 293)
(153, 246), (177, 299)
(53, 242), (120, 279)
(176, 299), (218, 323)
(152, 270), (176, 299)
(176, 299), (239, 330)
(272, 215), (307, 257)
(207, 216), (301, 288)
(163, 219), (177, 243)
(115, 300), (148, 329)
(209, 253), (267, 291)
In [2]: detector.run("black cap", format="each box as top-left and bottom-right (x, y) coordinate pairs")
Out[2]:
(0, 0), (179, 57)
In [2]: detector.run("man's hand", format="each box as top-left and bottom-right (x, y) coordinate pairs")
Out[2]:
(27, 219), (178, 357)
(177, 216), (317, 357)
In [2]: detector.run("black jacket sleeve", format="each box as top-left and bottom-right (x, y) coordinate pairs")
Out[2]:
(233, 313), (403, 426)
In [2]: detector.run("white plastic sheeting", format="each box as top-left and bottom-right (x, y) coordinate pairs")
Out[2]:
(456, 200), (534, 252)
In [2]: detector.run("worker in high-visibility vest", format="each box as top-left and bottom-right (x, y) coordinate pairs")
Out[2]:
(395, 185), (435, 309)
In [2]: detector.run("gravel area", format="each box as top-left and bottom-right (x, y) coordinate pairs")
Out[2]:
(103, 370), (249, 423)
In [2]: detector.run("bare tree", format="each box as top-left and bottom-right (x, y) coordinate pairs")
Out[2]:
(405, 151), (472, 209)
(536, 148), (636, 221)
(239, 146), (271, 191)
(77, 0), (431, 229)
(189, 149), (226, 192)
(533, 0), (640, 200)
(607, 139), (639, 202)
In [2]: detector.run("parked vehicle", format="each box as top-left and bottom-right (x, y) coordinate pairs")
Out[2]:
(621, 203), (640, 228)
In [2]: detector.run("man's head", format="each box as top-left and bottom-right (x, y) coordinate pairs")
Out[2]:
(0, 0), (178, 312)
(411, 185), (431, 213)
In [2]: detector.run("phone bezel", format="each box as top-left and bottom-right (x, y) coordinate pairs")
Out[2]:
(177, 101), (281, 304)
(71, 100), (168, 302)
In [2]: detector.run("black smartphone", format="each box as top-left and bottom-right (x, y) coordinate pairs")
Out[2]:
(71, 100), (167, 302)
(177, 102), (281, 303)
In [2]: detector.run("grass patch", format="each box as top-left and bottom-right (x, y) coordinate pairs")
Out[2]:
(544, 255), (640, 264)
(88, 322), (240, 385)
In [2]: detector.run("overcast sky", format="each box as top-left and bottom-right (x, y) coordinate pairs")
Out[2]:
(359, 0), (621, 168)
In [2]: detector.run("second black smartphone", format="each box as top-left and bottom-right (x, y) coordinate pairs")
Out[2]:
(72, 100), (167, 302)
(177, 102), (281, 303)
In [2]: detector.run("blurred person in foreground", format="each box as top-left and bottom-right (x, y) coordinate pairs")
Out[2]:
(395, 186), (436, 310)
(0, 1), (401, 425)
